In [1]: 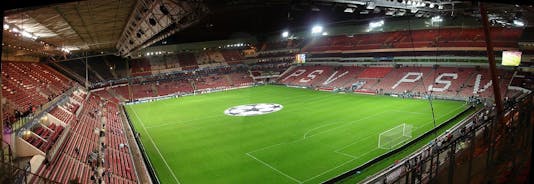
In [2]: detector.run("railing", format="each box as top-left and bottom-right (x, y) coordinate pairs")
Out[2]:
(353, 93), (532, 184)
(15, 86), (79, 134)
(46, 126), (70, 163)
(0, 159), (59, 184)
(324, 104), (475, 183)
(1, 140), (13, 164)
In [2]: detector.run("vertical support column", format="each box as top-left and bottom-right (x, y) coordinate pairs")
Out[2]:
(0, 10), (4, 152)
(125, 58), (133, 101)
(466, 128), (476, 184)
(85, 52), (89, 88)
(479, 3), (504, 125)
(447, 141), (456, 184)
(429, 151), (434, 181)
(435, 150), (440, 181)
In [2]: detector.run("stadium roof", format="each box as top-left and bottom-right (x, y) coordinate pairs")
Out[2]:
(2, 0), (533, 58)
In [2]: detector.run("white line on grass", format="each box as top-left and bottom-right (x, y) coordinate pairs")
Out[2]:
(303, 111), (389, 139)
(246, 153), (303, 184)
(250, 104), (469, 183)
(145, 114), (226, 129)
(144, 91), (334, 129)
(131, 107), (182, 184)
(390, 110), (426, 115)
(302, 148), (379, 183)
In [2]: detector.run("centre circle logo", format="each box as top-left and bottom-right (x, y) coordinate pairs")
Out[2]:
(224, 103), (283, 116)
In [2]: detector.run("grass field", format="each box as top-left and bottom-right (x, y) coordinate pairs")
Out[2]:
(125, 85), (468, 184)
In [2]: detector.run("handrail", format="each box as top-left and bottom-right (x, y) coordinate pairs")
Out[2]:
(16, 86), (78, 135)
(0, 158), (60, 184)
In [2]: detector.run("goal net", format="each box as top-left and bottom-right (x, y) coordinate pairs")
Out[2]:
(378, 123), (413, 149)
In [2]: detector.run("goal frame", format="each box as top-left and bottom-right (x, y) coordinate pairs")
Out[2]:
(378, 123), (413, 149)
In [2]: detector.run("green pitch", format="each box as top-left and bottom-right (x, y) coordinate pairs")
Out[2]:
(125, 85), (467, 184)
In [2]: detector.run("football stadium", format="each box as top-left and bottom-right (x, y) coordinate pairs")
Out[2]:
(0, 0), (533, 184)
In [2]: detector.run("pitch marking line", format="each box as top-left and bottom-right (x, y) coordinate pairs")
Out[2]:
(144, 91), (335, 130)
(302, 148), (379, 183)
(248, 104), (468, 183)
(302, 111), (390, 139)
(390, 110), (427, 115)
(145, 114), (226, 129)
(131, 107), (182, 184)
(245, 152), (303, 184)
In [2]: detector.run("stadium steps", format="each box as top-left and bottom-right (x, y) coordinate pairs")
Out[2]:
(106, 89), (127, 102)
(190, 80), (197, 91)
(456, 72), (477, 96)
(224, 74), (233, 85)
(151, 84), (158, 96)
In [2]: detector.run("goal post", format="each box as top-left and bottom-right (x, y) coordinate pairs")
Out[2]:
(378, 123), (413, 149)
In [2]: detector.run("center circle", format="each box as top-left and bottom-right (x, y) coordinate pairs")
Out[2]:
(224, 103), (283, 116)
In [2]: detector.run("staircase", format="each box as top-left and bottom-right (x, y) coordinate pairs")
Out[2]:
(106, 89), (127, 102)
(190, 80), (197, 91)
(151, 84), (159, 96)
(224, 75), (233, 86)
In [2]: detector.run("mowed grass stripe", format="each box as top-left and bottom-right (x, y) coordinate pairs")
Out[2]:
(125, 85), (466, 184)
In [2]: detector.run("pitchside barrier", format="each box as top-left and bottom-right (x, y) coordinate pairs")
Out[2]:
(122, 106), (161, 184)
(324, 104), (474, 184)
(124, 84), (258, 105)
(360, 93), (532, 184)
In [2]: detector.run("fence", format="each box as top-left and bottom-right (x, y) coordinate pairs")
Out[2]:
(355, 93), (532, 184)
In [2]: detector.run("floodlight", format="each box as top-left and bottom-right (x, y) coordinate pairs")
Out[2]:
(12, 27), (19, 33)
(366, 2), (375, 9)
(344, 8), (354, 13)
(431, 16), (443, 23)
(3, 24), (9, 30)
(322, 32), (328, 36)
(513, 20), (525, 27)
(21, 31), (33, 38)
(311, 25), (323, 34)
(369, 20), (384, 28)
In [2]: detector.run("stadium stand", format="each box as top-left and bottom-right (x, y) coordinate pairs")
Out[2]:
(2, 1), (532, 184)
(1, 62), (72, 124)
(278, 65), (514, 99)
(31, 94), (138, 184)
(304, 28), (522, 52)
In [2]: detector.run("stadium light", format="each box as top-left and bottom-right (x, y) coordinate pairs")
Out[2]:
(3, 24), (9, 30)
(311, 25), (323, 34)
(21, 31), (33, 39)
(12, 27), (19, 33)
(513, 20), (525, 27)
(369, 20), (384, 28)
(431, 16), (443, 23)
(366, 2), (375, 9)
(322, 32), (328, 36)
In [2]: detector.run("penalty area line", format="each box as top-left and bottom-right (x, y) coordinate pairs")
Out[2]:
(246, 152), (303, 184)
(130, 107), (182, 184)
